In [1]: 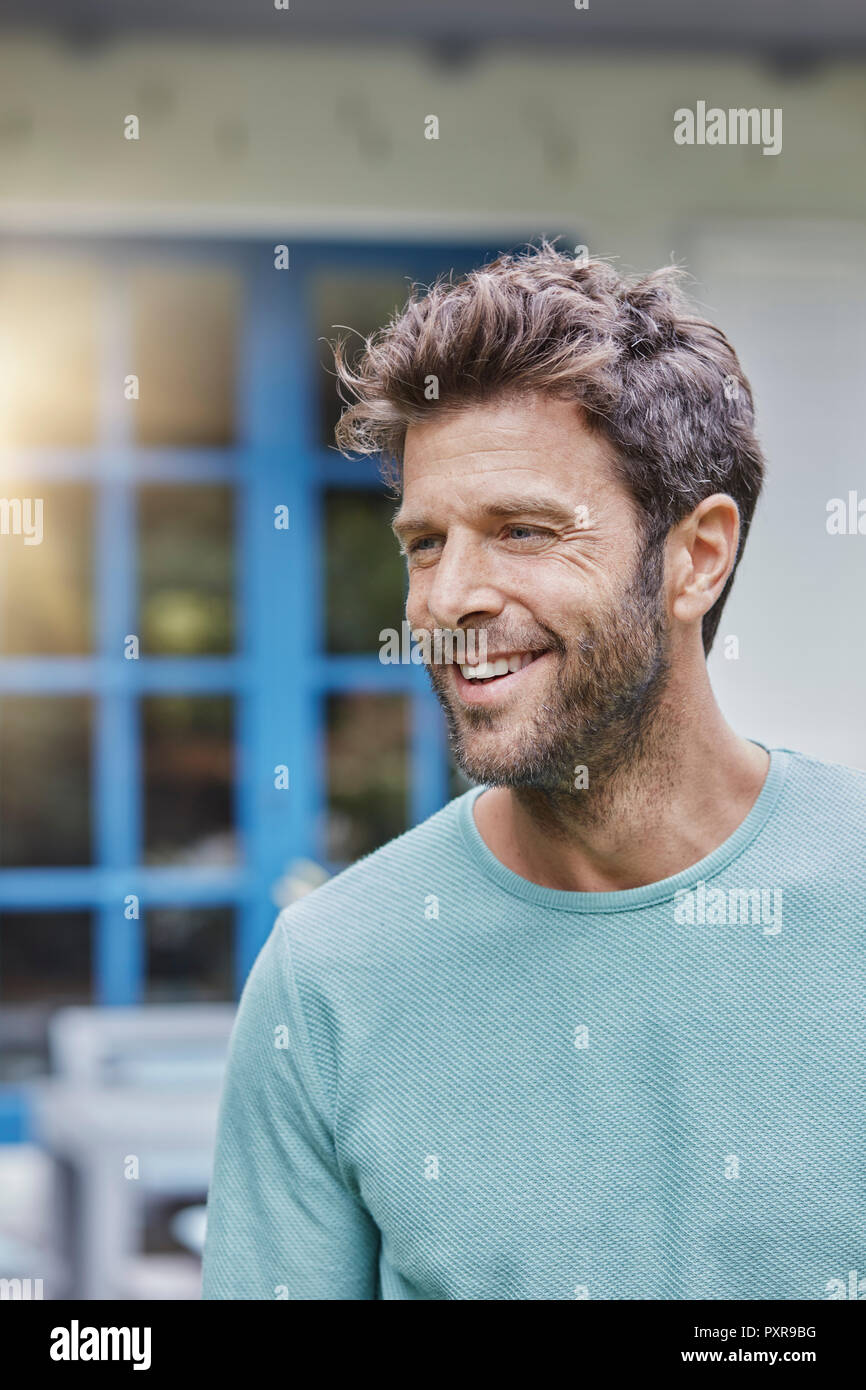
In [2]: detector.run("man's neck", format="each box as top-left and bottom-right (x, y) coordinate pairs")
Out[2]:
(472, 685), (771, 894)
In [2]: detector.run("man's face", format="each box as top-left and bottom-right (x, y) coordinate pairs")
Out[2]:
(393, 394), (672, 790)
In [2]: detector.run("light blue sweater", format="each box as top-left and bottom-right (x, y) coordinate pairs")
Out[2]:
(202, 745), (866, 1300)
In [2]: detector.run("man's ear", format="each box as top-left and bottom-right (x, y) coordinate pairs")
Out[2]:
(669, 493), (740, 629)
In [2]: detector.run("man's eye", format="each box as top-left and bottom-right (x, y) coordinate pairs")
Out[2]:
(504, 524), (547, 541)
(406, 536), (440, 555)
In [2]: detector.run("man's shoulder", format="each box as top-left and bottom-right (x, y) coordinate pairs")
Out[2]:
(780, 745), (866, 800)
(272, 788), (476, 967)
(775, 745), (866, 844)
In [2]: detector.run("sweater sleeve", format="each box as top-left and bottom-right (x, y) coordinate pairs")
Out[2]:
(201, 912), (381, 1300)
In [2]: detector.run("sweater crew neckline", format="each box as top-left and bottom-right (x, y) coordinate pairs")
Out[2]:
(456, 742), (791, 913)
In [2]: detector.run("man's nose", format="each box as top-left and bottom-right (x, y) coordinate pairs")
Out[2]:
(424, 535), (504, 631)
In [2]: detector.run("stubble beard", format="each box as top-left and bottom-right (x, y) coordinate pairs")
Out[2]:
(425, 542), (673, 814)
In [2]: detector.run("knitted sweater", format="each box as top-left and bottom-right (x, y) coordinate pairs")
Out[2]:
(202, 745), (866, 1300)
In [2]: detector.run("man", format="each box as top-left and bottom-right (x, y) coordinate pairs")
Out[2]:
(202, 242), (866, 1300)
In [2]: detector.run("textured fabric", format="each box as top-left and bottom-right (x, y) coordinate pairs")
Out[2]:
(202, 744), (866, 1300)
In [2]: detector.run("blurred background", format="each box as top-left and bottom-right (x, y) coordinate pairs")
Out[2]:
(0, 0), (864, 1300)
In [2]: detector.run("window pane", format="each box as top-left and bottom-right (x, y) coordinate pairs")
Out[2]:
(325, 488), (405, 653)
(138, 484), (235, 653)
(0, 483), (93, 654)
(315, 272), (410, 450)
(142, 695), (237, 865)
(145, 906), (234, 1003)
(131, 264), (240, 446)
(0, 259), (98, 446)
(326, 693), (408, 863)
(0, 697), (92, 867)
(0, 911), (93, 1082)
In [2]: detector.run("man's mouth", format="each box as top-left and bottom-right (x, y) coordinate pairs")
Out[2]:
(452, 649), (549, 704)
(458, 651), (538, 681)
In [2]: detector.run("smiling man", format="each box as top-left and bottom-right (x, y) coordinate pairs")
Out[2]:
(202, 242), (866, 1301)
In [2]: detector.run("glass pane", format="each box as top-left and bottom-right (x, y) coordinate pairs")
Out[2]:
(130, 264), (240, 446)
(0, 483), (93, 654)
(325, 488), (405, 653)
(142, 695), (237, 865)
(0, 697), (92, 867)
(315, 272), (410, 450)
(138, 484), (235, 653)
(326, 693), (408, 863)
(145, 906), (234, 1003)
(0, 911), (93, 1082)
(0, 259), (98, 446)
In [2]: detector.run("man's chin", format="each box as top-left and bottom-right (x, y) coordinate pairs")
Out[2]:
(432, 677), (565, 784)
(449, 724), (574, 790)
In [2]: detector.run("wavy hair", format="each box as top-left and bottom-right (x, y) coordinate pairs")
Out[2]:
(333, 240), (765, 654)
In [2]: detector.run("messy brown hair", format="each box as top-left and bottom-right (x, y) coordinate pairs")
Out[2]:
(333, 239), (765, 655)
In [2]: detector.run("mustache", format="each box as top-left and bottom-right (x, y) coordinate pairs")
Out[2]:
(414, 623), (566, 661)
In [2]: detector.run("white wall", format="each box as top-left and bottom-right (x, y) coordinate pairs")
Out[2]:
(695, 223), (866, 769)
(0, 36), (864, 258)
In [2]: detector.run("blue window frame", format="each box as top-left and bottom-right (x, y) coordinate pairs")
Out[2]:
(0, 235), (502, 1140)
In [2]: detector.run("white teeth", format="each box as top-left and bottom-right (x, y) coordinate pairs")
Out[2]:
(459, 652), (538, 680)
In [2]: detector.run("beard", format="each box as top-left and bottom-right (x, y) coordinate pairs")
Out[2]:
(424, 536), (672, 797)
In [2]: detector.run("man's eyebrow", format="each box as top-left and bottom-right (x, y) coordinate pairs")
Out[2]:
(391, 494), (576, 538)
